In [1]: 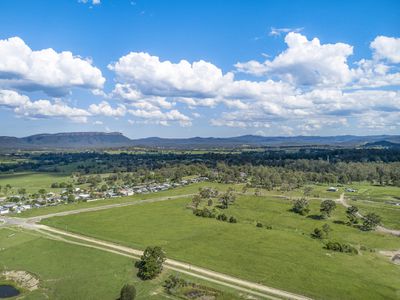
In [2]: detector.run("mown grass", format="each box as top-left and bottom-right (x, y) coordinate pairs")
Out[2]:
(0, 228), (245, 300)
(42, 193), (400, 300)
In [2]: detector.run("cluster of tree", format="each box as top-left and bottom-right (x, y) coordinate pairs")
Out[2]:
(135, 246), (166, 280)
(50, 182), (72, 188)
(324, 241), (358, 254)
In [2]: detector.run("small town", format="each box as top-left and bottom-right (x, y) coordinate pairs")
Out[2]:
(0, 176), (209, 215)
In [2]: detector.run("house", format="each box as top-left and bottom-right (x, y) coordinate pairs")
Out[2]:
(327, 187), (339, 192)
(0, 208), (10, 215)
(77, 193), (91, 200)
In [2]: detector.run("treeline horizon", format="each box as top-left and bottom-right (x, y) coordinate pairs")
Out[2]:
(1, 148), (400, 189)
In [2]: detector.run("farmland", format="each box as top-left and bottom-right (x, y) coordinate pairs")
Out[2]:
(42, 190), (400, 300)
(0, 228), (245, 300)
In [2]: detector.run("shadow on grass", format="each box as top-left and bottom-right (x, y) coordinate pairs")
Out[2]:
(307, 214), (323, 220)
(333, 220), (346, 225)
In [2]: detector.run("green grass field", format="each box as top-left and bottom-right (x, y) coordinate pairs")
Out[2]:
(0, 172), (73, 194)
(42, 193), (400, 300)
(0, 228), (245, 300)
(344, 183), (400, 203)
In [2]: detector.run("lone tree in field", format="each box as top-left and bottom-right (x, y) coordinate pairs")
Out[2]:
(362, 213), (382, 231)
(136, 246), (166, 280)
(292, 198), (310, 216)
(119, 284), (136, 300)
(320, 200), (336, 218)
(346, 205), (359, 225)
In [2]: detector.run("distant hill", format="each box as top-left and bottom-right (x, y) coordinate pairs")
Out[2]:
(1, 132), (400, 150)
(0, 132), (131, 150)
(363, 140), (400, 149)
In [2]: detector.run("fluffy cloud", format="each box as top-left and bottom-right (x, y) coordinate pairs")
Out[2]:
(0, 37), (105, 96)
(105, 33), (400, 133)
(89, 101), (126, 117)
(371, 36), (400, 63)
(109, 52), (233, 98)
(0, 89), (90, 122)
(236, 32), (354, 86)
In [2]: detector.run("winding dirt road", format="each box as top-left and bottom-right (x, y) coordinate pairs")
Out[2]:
(335, 193), (400, 237)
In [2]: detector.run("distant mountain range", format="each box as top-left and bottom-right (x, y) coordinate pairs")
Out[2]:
(0, 132), (400, 150)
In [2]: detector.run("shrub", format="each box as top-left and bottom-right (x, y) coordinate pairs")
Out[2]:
(312, 224), (331, 239)
(216, 213), (227, 221)
(193, 208), (216, 218)
(119, 284), (136, 300)
(325, 241), (358, 254)
(311, 227), (325, 239)
(256, 222), (263, 228)
(228, 216), (237, 223)
(163, 275), (187, 294)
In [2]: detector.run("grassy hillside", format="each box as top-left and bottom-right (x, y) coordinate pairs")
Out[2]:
(42, 193), (400, 300)
(0, 228), (244, 299)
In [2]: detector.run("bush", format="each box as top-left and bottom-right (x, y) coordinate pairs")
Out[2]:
(216, 213), (227, 221)
(119, 284), (136, 300)
(311, 228), (326, 239)
(256, 222), (263, 228)
(312, 224), (331, 239)
(325, 241), (358, 254)
(193, 208), (216, 218)
(163, 275), (187, 294)
(228, 216), (237, 223)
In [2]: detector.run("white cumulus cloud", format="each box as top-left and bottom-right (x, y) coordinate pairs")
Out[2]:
(0, 89), (90, 123)
(0, 36), (105, 96)
(371, 36), (400, 64)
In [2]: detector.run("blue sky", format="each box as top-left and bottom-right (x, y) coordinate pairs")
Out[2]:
(0, 0), (399, 138)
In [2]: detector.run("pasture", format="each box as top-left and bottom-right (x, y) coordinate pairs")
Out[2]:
(0, 228), (243, 299)
(42, 193), (400, 300)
